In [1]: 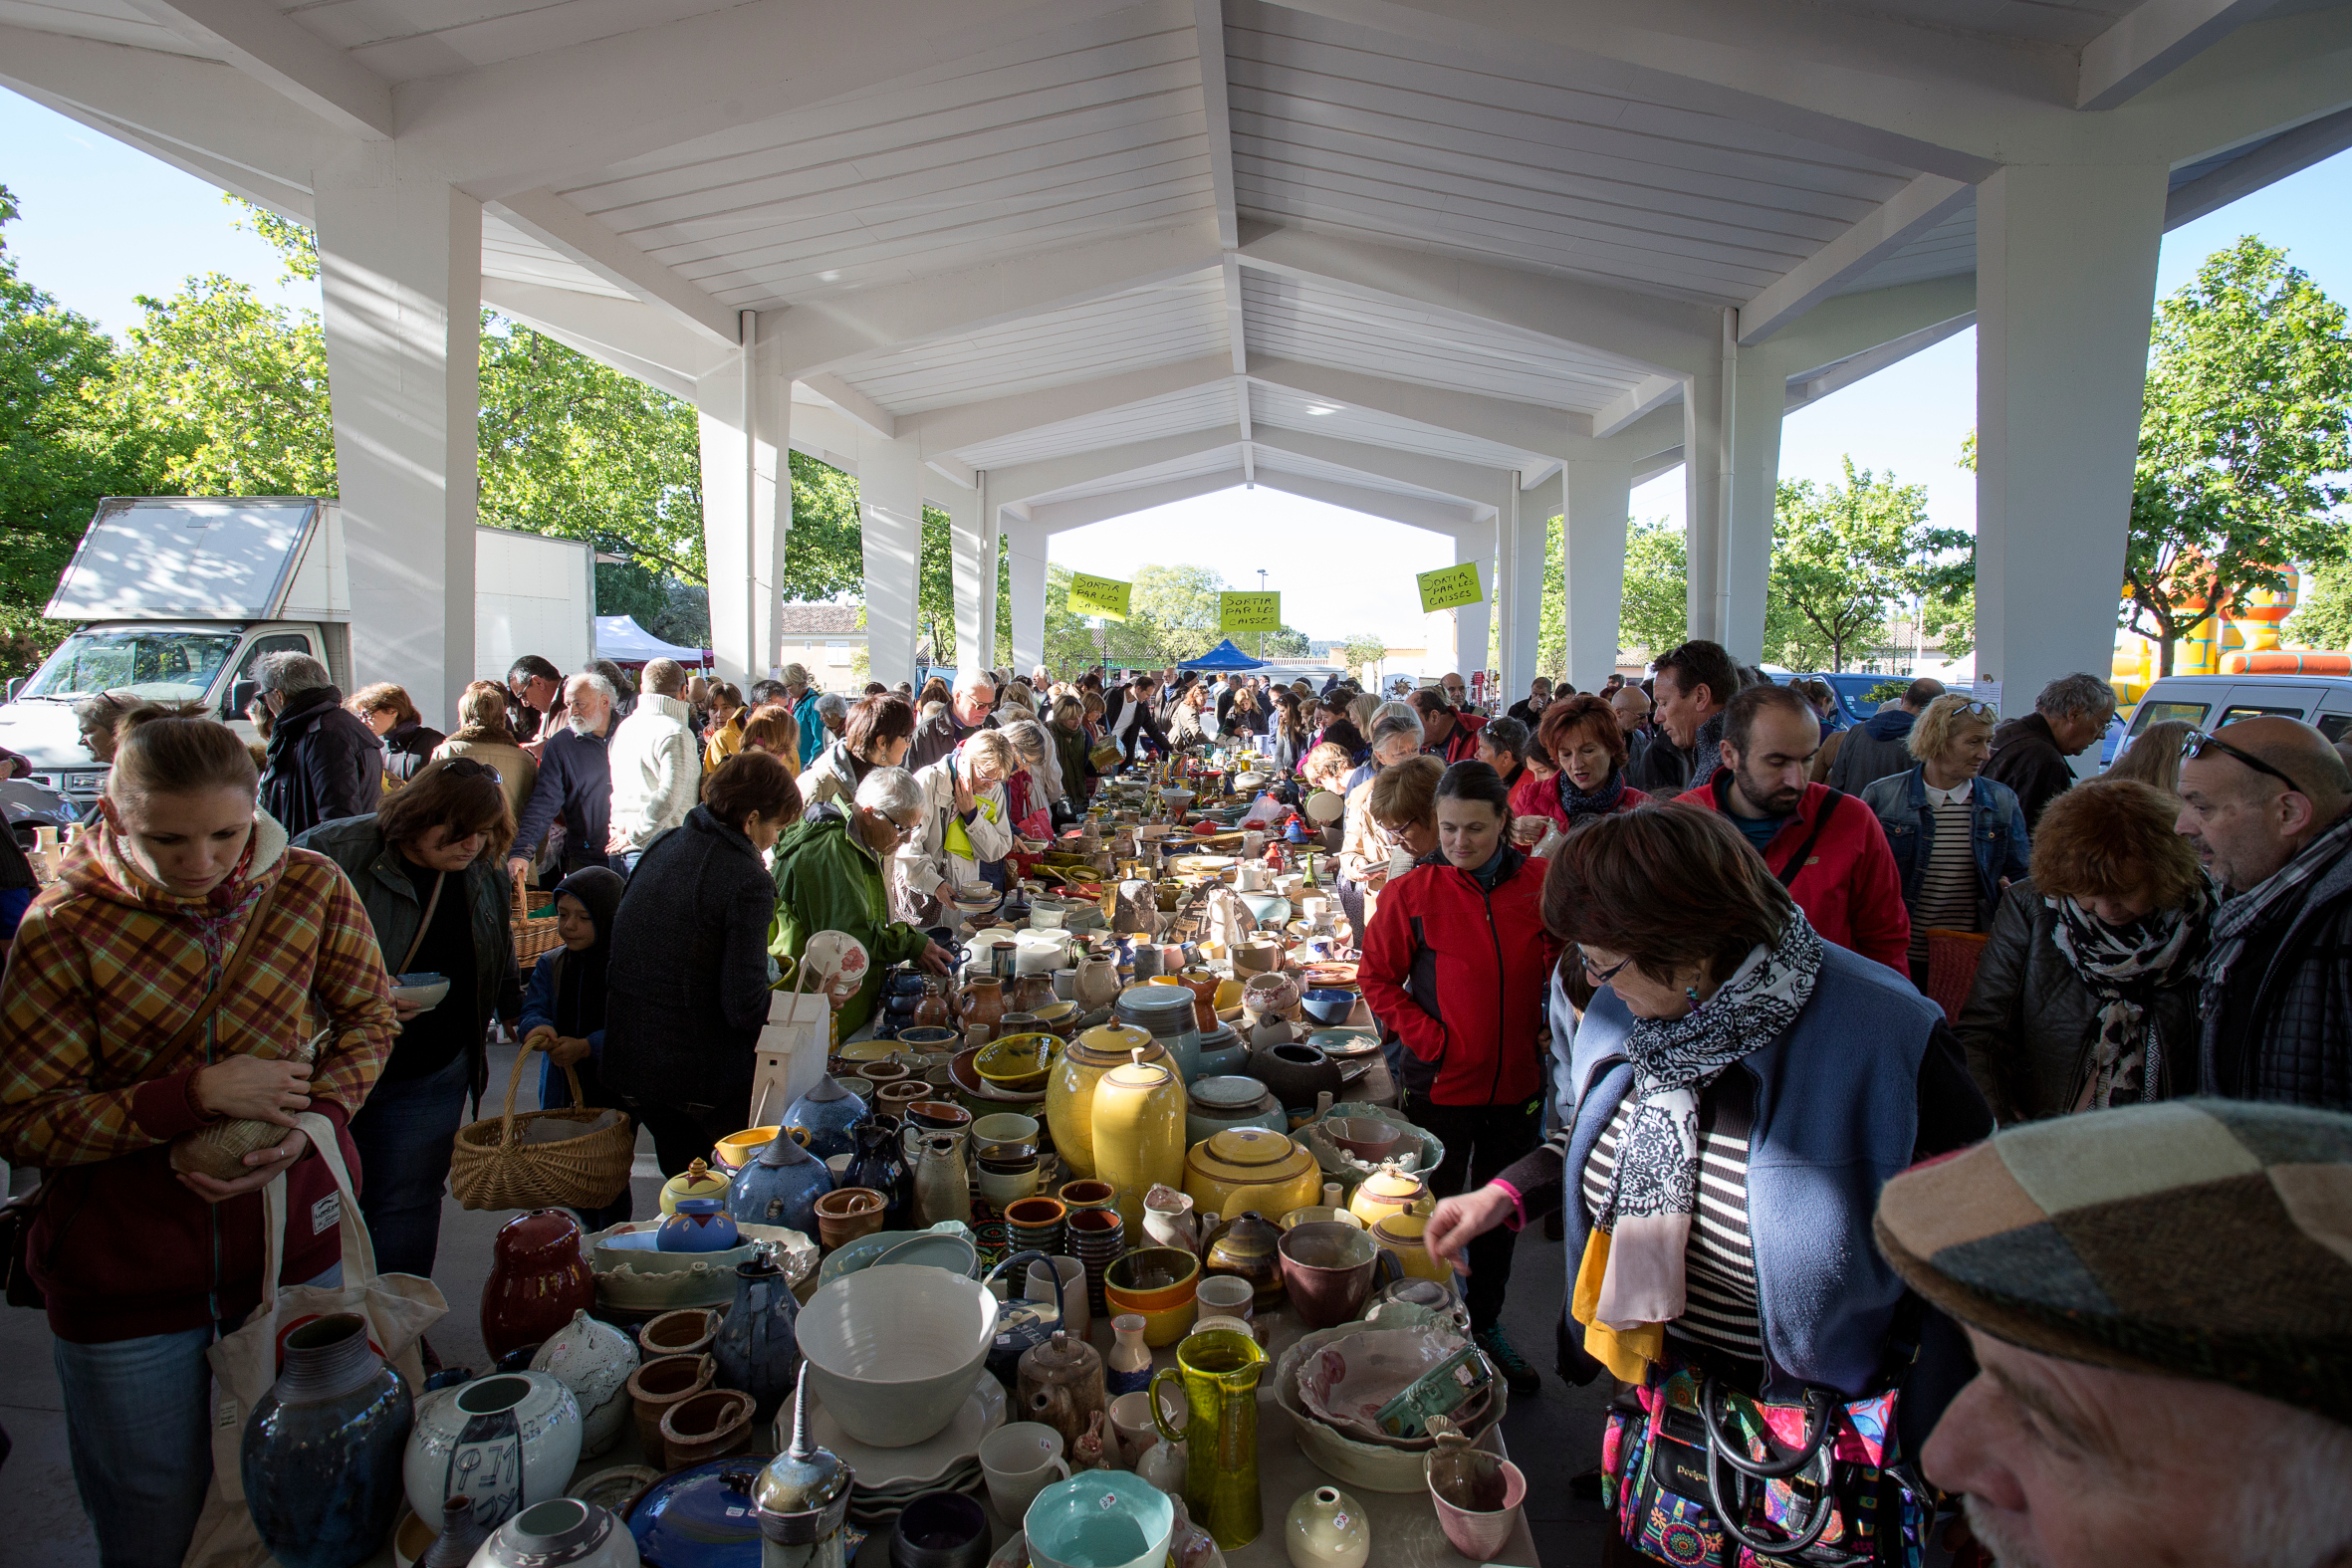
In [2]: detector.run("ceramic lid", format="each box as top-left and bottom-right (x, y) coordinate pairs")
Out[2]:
(663, 1161), (729, 1200)
(1358, 1165), (1426, 1198)
(1193, 1127), (1307, 1175)
(1189, 1075), (1275, 1110)
(1116, 984), (1195, 1016)
(1103, 1048), (1175, 1092)
(1071, 1022), (1158, 1065)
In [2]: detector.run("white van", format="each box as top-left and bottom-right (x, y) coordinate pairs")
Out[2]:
(2114, 674), (2352, 764)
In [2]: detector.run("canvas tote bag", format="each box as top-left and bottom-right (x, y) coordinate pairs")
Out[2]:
(181, 1110), (448, 1568)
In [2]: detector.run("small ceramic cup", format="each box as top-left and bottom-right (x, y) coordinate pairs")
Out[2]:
(1194, 1273), (1255, 1330)
(1107, 1385), (1181, 1458)
(1058, 1179), (1115, 1214)
(1005, 1196), (1068, 1257)
(980, 1422), (1071, 1524)
(972, 1112), (1042, 1148)
(1026, 1254), (1089, 1340)
(977, 1162), (1042, 1210)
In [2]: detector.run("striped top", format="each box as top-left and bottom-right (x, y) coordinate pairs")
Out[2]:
(1909, 783), (1980, 963)
(1577, 1079), (1762, 1370)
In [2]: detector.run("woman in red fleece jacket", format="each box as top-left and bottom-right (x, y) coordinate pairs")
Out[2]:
(1358, 760), (1560, 1395)
(0, 705), (394, 1568)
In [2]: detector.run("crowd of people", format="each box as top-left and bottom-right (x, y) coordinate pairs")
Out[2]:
(3, 636), (2349, 1568)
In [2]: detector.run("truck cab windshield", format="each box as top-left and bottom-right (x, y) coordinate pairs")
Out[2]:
(20, 629), (241, 702)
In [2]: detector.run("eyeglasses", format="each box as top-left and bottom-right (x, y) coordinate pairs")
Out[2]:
(438, 758), (503, 784)
(1576, 946), (1633, 985)
(2180, 729), (2304, 796)
(1949, 699), (1998, 720)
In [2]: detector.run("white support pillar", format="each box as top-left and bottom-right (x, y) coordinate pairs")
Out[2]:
(1682, 311), (1737, 645)
(315, 161), (480, 728)
(858, 428), (924, 689)
(1562, 458), (1635, 693)
(974, 473), (1000, 673)
(1725, 356), (1786, 667)
(1451, 528), (1493, 684)
(947, 477), (985, 669)
(1493, 476), (1543, 708)
(1977, 162), (2168, 736)
(693, 317), (781, 689)
(1005, 518), (1049, 678)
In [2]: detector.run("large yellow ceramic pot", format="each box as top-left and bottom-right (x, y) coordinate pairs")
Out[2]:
(1347, 1164), (1434, 1229)
(1181, 1127), (1322, 1225)
(1091, 1047), (1187, 1234)
(1368, 1212), (1453, 1284)
(1045, 1022), (1163, 1178)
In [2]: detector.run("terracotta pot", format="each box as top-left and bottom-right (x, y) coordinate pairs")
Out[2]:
(957, 975), (1008, 1036)
(480, 1210), (595, 1363)
(813, 1186), (888, 1250)
(1176, 967), (1221, 1031)
(625, 1353), (713, 1470)
(658, 1387), (755, 1466)
(638, 1307), (720, 1359)
(1010, 972), (1058, 1014)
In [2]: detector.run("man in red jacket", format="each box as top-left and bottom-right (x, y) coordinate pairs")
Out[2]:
(1677, 683), (1911, 973)
(1409, 687), (1487, 765)
(1359, 760), (1559, 1395)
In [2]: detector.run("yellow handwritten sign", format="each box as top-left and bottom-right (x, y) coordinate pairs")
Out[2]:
(1417, 563), (1484, 613)
(1067, 572), (1131, 621)
(1219, 590), (1282, 632)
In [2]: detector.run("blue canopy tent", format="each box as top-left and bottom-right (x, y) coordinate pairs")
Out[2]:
(1178, 639), (1268, 671)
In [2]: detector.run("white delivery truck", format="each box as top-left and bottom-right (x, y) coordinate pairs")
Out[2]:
(0, 496), (594, 810)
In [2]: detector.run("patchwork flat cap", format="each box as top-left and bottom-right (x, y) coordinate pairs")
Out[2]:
(1874, 1099), (2352, 1426)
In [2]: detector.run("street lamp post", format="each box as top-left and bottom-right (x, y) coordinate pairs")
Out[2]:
(1257, 568), (1268, 660)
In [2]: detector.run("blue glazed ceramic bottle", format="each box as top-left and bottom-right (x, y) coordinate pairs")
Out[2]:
(711, 1257), (803, 1424)
(658, 1197), (741, 1252)
(726, 1130), (833, 1235)
(242, 1313), (414, 1568)
(844, 1118), (910, 1226)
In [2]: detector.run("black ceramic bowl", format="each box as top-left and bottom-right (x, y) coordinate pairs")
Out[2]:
(891, 1490), (991, 1568)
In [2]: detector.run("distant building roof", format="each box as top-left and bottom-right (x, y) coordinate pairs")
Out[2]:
(779, 602), (863, 635)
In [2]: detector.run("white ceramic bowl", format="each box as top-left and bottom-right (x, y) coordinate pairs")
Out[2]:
(390, 972), (452, 1009)
(795, 1266), (1001, 1448)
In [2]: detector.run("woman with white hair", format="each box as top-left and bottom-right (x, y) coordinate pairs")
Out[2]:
(1335, 703), (1426, 941)
(902, 728), (1018, 917)
(770, 765), (954, 1032)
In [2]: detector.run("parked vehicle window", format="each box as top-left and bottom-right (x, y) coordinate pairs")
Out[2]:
(2218, 704), (2308, 727)
(2130, 699), (2211, 735)
(217, 633), (314, 717)
(2316, 714), (2352, 742)
(18, 629), (240, 702)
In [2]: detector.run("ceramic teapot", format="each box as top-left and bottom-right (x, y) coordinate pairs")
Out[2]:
(780, 1077), (869, 1162)
(1199, 1210), (1288, 1310)
(725, 1130), (832, 1235)
(1018, 1328), (1106, 1458)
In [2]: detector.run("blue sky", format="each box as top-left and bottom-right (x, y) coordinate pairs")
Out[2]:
(6, 85), (2350, 641)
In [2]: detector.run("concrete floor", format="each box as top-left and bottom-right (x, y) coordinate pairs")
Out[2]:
(0, 1040), (1616, 1567)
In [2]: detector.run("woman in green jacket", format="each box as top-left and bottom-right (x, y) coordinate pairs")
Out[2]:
(770, 766), (955, 1035)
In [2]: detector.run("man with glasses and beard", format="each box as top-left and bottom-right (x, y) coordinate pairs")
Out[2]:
(1680, 682), (1910, 973)
(509, 672), (617, 882)
(2176, 716), (2352, 1109)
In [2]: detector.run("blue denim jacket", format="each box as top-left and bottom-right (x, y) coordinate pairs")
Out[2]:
(1859, 765), (2031, 926)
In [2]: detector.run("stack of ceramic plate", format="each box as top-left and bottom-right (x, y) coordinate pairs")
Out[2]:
(773, 1371), (1005, 1526)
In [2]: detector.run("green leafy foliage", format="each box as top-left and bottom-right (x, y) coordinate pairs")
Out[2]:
(2125, 237), (2352, 675)
(1340, 632), (1388, 676)
(1619, 520), (1689, 661)
(1765, 457), (1971, 672)
(2288, 560), (2352, 651)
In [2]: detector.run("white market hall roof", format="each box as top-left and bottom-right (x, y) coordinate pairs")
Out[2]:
(7, 0), (2352, 531)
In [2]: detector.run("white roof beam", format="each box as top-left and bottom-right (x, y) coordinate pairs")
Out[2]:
(479, 278), (734, 387)
(123, 0), (391, 137)
(1592, 375), (1684, 439)
(1751, 275), (1979, 373)
(1738, 175), (1971, 345)
(1238, 222), (1709, 373)
(2079, 0), (2280, 111)
(902, 354), (1233, 457)
(927, 455), (979, 491)
(1032, 471), (1250, 533)
(2126, 8), (2352, 164)
(1246, 356), (1574, 458)
(991, 427), (1246, 505)
(1252, 429), (1509, 508)
(489, 188), (739, 349)
(0, 23), (323, 194)
(798, 372), (898, 442)
(1196, 0), (1255, 485)
(398, 0), (1160, 193)
(2166, 104), (2352, 227)
(1253, 472), (1480, 534)
(1784, 315), (1976, 413)
(7, 81), (313, 221)
(771, 222), (1222, 377)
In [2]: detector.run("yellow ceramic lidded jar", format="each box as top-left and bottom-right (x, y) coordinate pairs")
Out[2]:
(1181, 1126), (1322, 1223)
(659, 1157), (731, 1216)
(1045, 1022), (1163, 1178)
(1348, 1164), (1434, 1228)
(1368, 1212), (1453, 1283)
(1090, 1047), (1187, 1234)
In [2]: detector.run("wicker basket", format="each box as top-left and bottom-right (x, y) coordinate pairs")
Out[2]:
(513, 878), (562, 965)
(449, 1048), (634, 1211)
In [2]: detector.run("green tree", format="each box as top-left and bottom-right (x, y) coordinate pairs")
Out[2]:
(1126, 564), (1227, 664)
(1259, 626), (1310, 658)
(2289, 560), (2352, 650)
(1340, 632), (1387, 677)
(1766, 458), (1970, 671)
(1619, 519), (1689, 660)
(2125, 237), (2352, 675)
(0, 185), (160, 675)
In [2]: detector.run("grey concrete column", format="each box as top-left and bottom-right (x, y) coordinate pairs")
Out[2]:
(1681, 315), (1735, 644)
(690, 322), (782, 688)
(1562, 458), (1634, 693)
(1976, 162), (2168, 729)
(1005, 518), (1049, 677)
(1725, 355), (1787, 667)
(315, 161), (480, 727)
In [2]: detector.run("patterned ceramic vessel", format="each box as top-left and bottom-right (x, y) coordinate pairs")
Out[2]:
(530, 1310), (640, 1459)
(404, 1372), (584, 1536)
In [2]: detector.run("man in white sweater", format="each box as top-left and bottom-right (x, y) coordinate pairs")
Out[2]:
(606, 657), (700, 874)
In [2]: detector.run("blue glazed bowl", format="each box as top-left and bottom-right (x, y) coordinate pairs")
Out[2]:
(1299, 989), (1355, 1025)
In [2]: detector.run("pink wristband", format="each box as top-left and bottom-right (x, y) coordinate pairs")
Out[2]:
(1490, 1178), (1529, 1232)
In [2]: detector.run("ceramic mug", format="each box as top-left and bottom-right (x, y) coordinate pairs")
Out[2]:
(980, 1422), (1072, 1523)
(1193, 1274), (1255, 1330)
(1026, 1255), (1089, 1340)
(977, 1163), (1043, 1210)
(1106, 1385), (1182, 1458)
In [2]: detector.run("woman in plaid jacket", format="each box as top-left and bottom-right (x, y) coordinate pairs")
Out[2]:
(0, 703), (395, 1568)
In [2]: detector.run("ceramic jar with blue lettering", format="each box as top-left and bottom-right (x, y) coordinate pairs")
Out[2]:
(402, 1370), (583, 1536)
(241, 1313), (414, 1568)
(726, 1129), (833, 1235)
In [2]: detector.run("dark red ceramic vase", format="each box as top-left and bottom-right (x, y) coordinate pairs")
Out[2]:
(480, 1209), (594, 1361)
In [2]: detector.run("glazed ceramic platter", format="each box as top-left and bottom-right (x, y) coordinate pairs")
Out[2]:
(1305, 1029), (1382, 1059)
(773, 1372), (1007, 1487)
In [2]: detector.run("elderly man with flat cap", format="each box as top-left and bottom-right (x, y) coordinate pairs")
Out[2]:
(2176, 716), (2352, 1110)
(1878, 1099), (2352, 1568)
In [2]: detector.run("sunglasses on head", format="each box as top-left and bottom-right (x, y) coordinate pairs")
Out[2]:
(1949, 699), (1997, 720)
(439, 758), (503, 784)
(2180, 729), (2303, 795)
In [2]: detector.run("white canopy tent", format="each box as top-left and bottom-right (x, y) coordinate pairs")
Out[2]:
(5, 0), (2348, 732)
(591, 614), (711, 669)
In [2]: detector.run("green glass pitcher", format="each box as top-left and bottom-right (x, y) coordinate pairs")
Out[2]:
(1149, 1326), (1265, 1548)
